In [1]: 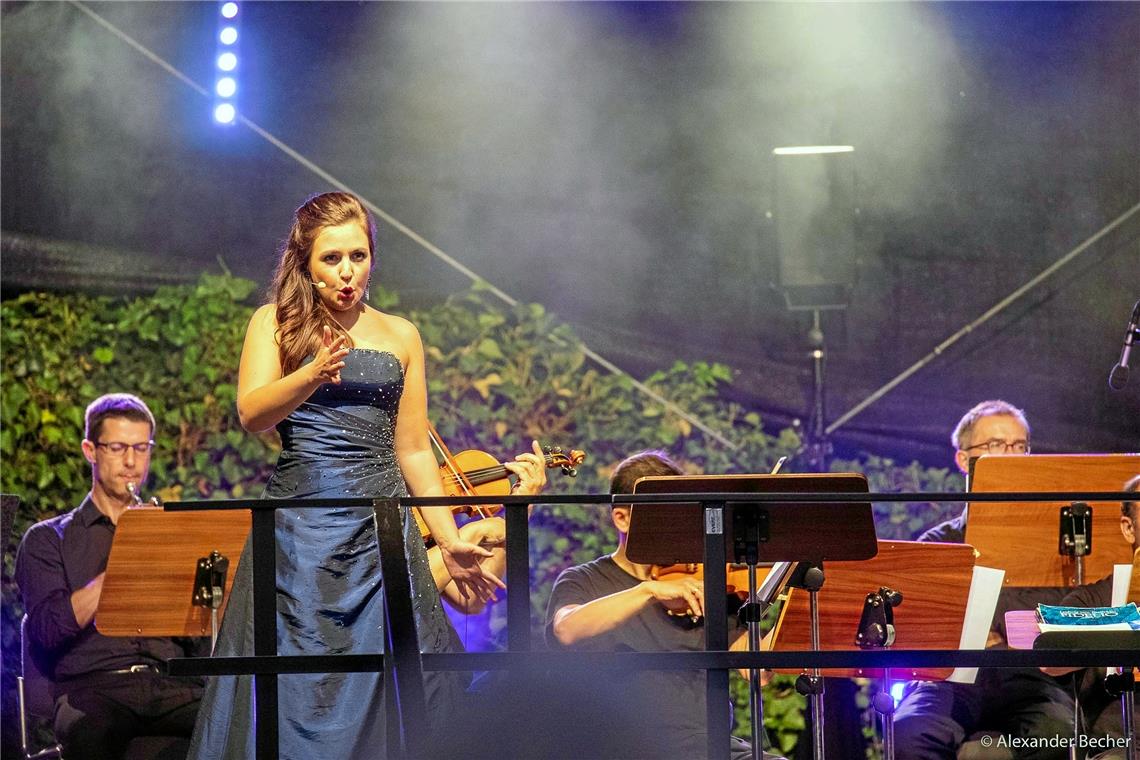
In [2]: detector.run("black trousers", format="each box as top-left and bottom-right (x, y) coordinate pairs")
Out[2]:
(892, 668), (1075, 760)
(54, 671), (203, 760)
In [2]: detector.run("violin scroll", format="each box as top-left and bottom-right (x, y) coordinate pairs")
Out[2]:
(544, 446), (586, 478)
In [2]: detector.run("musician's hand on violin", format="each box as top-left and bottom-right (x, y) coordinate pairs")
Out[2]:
(643, 577), (705, 619)
(310, 326), (350, 385)
(439, 539), (506, 603)
(506, 440), (547, 506)
(459, 516), (506, 549)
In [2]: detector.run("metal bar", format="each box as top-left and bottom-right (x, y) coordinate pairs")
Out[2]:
(374, 498), (428, 758)
(167, 654), (385, 676)
(250, 507), (278, 760)
(165, 646), (1140, 677)
(417, 648), (1140, 671)
(704, 501), (730, 760)
(161, 490), (1140, 511)
(1122, 688), (1136, 760)
(880, 669), (895, 760)
(618, 491), (1138, 505)
(809, 589), (826, 760)
(506, 503), (532, 652)
(747, 565), (763, 760)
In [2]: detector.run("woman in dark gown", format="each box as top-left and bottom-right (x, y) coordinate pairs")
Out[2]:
(189, 192), (512, 759)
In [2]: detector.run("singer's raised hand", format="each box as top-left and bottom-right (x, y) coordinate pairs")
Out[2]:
(312, 325), (350, 385)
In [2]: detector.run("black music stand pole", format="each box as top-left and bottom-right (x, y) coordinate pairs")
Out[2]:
(788, 562), (828, 760)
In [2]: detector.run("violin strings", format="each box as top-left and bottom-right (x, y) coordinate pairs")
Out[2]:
(441, 466), (508, 484)
(439, 456), (565, 486)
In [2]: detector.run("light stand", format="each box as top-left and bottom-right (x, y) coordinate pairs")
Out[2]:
(802, 309), (833, 473)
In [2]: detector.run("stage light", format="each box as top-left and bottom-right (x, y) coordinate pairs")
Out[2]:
(213, 1), (241, 127)
(214, 103), (236, 124)
(890, 681), (906, 706)
(773, 146), (855, 156)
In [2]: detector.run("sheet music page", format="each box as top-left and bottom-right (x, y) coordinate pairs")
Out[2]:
(947, 565), (1005, 684)
(1111, 564), (1132, 607)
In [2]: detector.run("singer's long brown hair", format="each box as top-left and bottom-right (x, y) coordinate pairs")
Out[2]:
(270, 192), (376, 375)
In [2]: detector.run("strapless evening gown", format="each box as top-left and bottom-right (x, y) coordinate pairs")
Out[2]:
(188, 350), (463, 759)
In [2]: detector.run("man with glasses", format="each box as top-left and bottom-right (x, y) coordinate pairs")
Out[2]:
(918, 399), (1032, 543)
(893, 400), (1074, 760)
(15, 393), (203, 760)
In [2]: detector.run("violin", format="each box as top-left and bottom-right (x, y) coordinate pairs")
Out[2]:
(412, 427), (586, 543)
(649, 563), (756, 620)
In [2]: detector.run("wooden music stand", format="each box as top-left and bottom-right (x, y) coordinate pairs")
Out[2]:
(96, 507), (250, 637)
(771, 540), (975, 760)
(967, 454), (1139, 587)
(625, 473), (878, 565)
(770, 540), (976, 681)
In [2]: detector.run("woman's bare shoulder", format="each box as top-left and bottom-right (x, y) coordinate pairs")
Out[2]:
(246, 303), (281, 337)
(364, 306), (419, 341)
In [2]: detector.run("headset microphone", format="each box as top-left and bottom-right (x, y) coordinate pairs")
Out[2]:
(312, 281), (328, 289)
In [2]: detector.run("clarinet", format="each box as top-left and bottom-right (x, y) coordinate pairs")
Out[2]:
(126, 481), (160, 507)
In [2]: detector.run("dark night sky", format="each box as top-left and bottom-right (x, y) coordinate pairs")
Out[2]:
(2, 1), (1138, 465)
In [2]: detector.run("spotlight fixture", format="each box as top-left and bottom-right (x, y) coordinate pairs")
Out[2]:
(214, 103), (236, 124)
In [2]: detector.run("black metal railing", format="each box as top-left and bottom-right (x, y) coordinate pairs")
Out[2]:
(163, 490), (1140, 760)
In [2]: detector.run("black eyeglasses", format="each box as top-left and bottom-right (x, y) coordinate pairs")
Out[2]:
(94, 441), (155, 455)
(962, 439), (1030, 455)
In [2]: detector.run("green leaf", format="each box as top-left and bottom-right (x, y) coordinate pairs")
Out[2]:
(476, 338), (504, 360)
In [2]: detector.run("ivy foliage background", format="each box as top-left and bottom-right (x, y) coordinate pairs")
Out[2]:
(0, 275), (961, 757)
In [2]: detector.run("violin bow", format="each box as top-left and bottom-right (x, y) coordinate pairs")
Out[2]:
(426, 421), (495, 519)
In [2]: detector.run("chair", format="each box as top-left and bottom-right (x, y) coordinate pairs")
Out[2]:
(17, 616), (193, 760)
(17, 616), (63, 760)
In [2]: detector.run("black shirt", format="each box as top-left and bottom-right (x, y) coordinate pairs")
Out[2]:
(15, 495), (200, 689)
(545, 556), (745, 758)
(918, 508), (968, 544)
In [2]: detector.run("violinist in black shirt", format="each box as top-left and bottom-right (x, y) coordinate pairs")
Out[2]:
(545, 450), (784, 760)
(15, 393), (203, 760)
